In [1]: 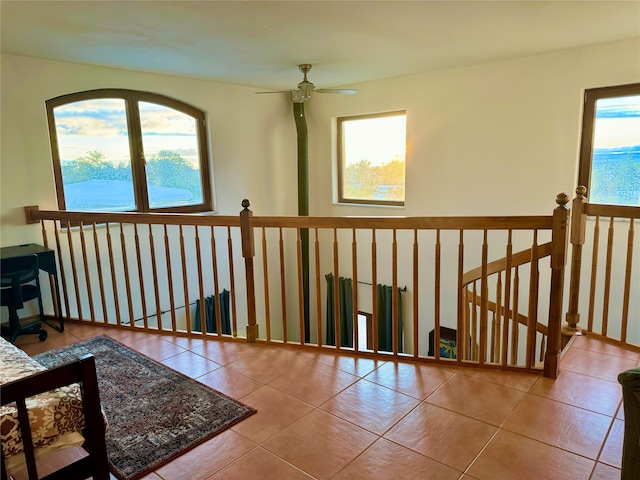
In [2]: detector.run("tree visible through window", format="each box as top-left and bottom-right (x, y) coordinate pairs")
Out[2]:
(337, 111), (406, 206)
(578, 83), (640, 206)
(46, 89), (212, 213)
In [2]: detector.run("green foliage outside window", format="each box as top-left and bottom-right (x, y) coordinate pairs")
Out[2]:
(61, 149), (202, 198)
(344, 156), (405, 201)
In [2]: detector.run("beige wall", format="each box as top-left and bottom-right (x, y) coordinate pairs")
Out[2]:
(307, 38), (640, 216)
(2, 39), (639, 245)
(0, 54), (296, 246)
(1, 41), (638, 346)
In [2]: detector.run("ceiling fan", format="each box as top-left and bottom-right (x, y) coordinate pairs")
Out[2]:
(256, 64), (357, 103)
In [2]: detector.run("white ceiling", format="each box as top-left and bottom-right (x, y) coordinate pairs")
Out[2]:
(1, 1), (639, 91)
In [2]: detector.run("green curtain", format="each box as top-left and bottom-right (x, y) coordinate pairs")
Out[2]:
(325, 273), (354, 347)
(194, 289), (231, 335)
(377, 284), (403, 353)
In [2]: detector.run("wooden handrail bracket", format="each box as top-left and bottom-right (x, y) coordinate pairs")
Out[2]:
(24, 205), (40, 224)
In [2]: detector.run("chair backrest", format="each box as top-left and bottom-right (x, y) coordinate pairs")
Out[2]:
(0, 255), (39, 285)
(0, 255), (40, 308)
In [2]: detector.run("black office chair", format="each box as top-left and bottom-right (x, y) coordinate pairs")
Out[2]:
(1, 254), (47, 343)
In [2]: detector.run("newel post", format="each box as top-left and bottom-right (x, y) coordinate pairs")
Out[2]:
(240, 199), (258, 342)
(565, 186), (588, 332)
(544, 192), (570, 379)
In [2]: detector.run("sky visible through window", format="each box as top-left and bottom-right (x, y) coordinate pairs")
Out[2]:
(591, 94), (640, 206)
(342, 113), (406, 204)
(54, 100), (199, 167)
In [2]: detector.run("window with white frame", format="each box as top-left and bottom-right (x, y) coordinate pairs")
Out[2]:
(337, 111), (406, 206)
(578, 83), (640, 206)
(46, 89), (212, 213)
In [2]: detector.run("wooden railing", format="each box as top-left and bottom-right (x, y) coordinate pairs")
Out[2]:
(462, 241), (553, 367)
(24, 192), (570, 377)
(565, 186), (640, 351)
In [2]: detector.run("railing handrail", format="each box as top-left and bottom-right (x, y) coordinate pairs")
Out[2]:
(462, 242), (553, 285)
(25, 206), (554, 231)
(25, 206), (240, 227)
(584, 203), (640, 218)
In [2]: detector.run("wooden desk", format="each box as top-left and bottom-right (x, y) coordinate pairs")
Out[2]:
(0, 243), (64, 332)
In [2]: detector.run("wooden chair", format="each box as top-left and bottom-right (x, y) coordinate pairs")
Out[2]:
(0, 354), (110, 480)
(0, 254), (48, 343)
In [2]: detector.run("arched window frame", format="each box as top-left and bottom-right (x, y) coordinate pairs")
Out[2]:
(46, 88), (212, 213)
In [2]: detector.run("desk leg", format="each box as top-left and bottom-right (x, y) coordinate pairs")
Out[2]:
(45, 272), (64, 332)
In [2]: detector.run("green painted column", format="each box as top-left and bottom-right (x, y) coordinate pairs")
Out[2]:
(293, 102), (310, 343)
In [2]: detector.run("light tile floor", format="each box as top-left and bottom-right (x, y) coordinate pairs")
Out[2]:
(12, 323), (639, 480)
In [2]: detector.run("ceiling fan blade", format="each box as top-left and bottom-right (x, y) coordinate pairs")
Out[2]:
(255, 90), (293, 94)
(315, 89), (357, 95)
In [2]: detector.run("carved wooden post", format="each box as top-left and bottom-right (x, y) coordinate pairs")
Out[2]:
(240, 199), (258, 342)
(565, 185), (588, 332)
(544, 192), (570, 378)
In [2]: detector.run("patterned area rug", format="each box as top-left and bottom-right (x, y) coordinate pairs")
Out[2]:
(34, 335), (256, 480)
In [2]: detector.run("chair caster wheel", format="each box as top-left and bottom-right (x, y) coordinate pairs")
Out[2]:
(39, 332), (48, 341)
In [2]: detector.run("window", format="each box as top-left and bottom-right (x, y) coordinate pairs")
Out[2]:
(578, 83), (640, 206)
(337, 111), (406, 206)
(46, 89), (212, 213)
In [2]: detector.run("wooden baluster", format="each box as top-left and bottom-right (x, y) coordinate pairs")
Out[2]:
(195, 226), (206, 335)
(41, 220), (60, 320)
(179, 225), (191, 334)
(525, 230), (539, 368)
(78, 222), (95, 321)
(601, 217), (615, 337)
(471, 280), (478, 361)
(392, 229), (399, 356)
(333, 228), (340, 350)
(501, 230), (513, 366)
(105, 223), (121, 326)
(479, 230), (488, 366)
(148, 224), (162, 330)
(414, 229), (422, 358)
(539, 336), (546, 363)
(566, 186), (587, 331)
(120, 223), (134, 327)
(510, 266), (520, 365)
(490, 310), (496, 362)
(620, 219), (634, 342)
(315, 228), (322, 347)
(436, 229), (440, 360)
(463, 287), (470, 360)
(297, 227), (305, 345)
(278, 227), (287, 342)
(164, 224), (177, 332)
(352, 228), (359, 351)
(544, 192), (570, 379)
(457, 229), (465, 363)
(227, 226), (238, 337)
(66, 221), (83, 320)
(240, 200), (258, 342)
(92, 223), (107, 324)
(258, 227), (271, 341)
(134, 224), (149, 329)
(494, 271), (503, 363)
(53, 220), (70, 321)
(371, 229), (378, 353)
(587, 216), (600, 332)
(211, 227), (222, 336)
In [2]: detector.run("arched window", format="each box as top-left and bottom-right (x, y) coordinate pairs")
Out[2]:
(46, 89), (212, 213)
